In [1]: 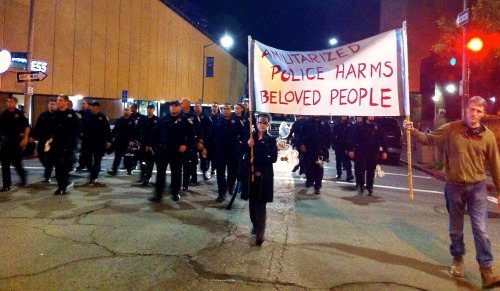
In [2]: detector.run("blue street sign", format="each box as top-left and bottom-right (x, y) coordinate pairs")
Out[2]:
(122, 90), (128, 103)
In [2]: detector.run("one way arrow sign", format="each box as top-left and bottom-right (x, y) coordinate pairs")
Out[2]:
(17, 72), (48, 82)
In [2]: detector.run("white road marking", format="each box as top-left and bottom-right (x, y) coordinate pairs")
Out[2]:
(382, 172), (432, 179)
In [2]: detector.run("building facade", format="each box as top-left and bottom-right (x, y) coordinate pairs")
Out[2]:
(0, 0), (247, 120)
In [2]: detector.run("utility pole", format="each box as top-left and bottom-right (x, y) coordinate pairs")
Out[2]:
(460, 0), (469, 120)
(24, 0), (36, 123)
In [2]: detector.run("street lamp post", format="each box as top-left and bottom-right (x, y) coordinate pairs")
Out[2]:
(201, 42), (215, 104)
(201, 35), (234, 104)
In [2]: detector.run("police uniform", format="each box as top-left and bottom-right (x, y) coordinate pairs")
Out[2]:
(287, 118), (307, 174)
(76, 109), (91, 171)
(0, 108), (29, 190)
(181, 110), (200, 189)
(147, 113), (193, 201)
(211, 115), (244, 201)
(299, 117), (331, 194)
(84, 111), (110, 182)
(205, 112), (222, 175)
(331, 119), (354, 181)
(131, 112), (143, 168)
(233, 113), (251, 198)
(347, 120), (388, 195)
(49, 108), (82, 194)
(197, 112), (212, 178)
(136, 114), (159, 184)
(109, 116), (136, 175)
(31, 109), (54, 181)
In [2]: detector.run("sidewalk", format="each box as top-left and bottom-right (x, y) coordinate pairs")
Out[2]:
(399, 143), (497, 193)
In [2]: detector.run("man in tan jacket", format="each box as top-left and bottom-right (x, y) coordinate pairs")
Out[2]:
(404, 96), (500, 288)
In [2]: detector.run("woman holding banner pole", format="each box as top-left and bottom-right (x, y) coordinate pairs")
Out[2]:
(247, 113), (277, 245)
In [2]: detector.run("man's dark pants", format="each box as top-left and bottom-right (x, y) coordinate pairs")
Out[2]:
(154, 147), (182, 199)
(1, 142), (26, 188)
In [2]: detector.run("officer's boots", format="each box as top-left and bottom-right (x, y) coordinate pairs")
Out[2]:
(480, 265), (500, 289)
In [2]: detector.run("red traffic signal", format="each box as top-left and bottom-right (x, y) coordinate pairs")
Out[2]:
(467, 37), (484, 52)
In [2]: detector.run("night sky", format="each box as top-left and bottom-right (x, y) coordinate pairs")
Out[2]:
(165, 0), (381, 64)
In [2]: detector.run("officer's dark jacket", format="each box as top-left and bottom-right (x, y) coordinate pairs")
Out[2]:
(131, 112), (143, 122)
(203, 112), (222, 149)
(287, 118), (306, 148)
(147, 113), (194, 151)
(31, 110), (53, 142)
(347, 121), (388, 154)
(211, 116), (244, 148)
(233, 114), (251, 143)
(49, 108), (81, 151)
(248, 131), (278, 203)
(198, 113), (212, 142)
(110, 116), (136, 144)
(182, 110), (202, 147)
(84, 112), (110, 144)
(300, 117), (331, 153)
(331, 120), (353, 151)
(136, 115), (159, 145)
(0, 108), (30, 144)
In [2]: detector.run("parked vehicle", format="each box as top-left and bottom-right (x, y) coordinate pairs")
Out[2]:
(374, 117), (403, 165)
(266, 113), (296, 139)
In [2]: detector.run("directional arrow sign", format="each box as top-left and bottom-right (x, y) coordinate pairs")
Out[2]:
(456, 8), (469, 27)
(17, 71), (47, 82)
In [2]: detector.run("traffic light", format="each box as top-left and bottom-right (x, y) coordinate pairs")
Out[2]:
(449, 57), (457, 66)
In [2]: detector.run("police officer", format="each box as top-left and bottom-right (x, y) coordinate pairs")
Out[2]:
(211, 103), (244, 202)
(130, 103), (143, 170)
(49, 95), (82, 195)
(108, 107), (136, 176)
(348, 116), (388, 196)
(0, 96), (30, 192)
(299, 116), (331, 195)
(30, 99), (57, 182)
(130, 103), (143, 120)
(180, 98), (201, 191)
(84, 101), (111, 184)
(194, 102), (209, 180)
(349, 116), (366, 188)
(136, 104), (159, 185)
(146, 100), (194, 202)
(287, 115), (307, 174)
(331, 116), (354, 182)
(76, 99), (91, 172)
(233, 103), (251, 198)
(205, 102), (222, 177)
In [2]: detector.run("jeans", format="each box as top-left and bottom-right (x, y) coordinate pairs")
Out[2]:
(444, 181), (493, 267)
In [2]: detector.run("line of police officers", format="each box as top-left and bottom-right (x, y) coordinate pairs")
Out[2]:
(288, 115), (388, 196)
(1, 95), (387, 201)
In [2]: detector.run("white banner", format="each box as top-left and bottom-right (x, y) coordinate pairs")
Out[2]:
(250, 29), (409, 116)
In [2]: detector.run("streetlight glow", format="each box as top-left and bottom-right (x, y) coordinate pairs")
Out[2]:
(220, 36), (234, 48)
(0, 49), (11, 74)
(329, 38), (338, 46)
(432, 95), (439, 102)
(445, 84), (457, 94)
(490, 97), (496, 103)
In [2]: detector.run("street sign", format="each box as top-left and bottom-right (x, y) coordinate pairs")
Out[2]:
(17, 71), (47, 82)
(27, 82), (34, 95)
(456, 8), (469, 27)
(10, 52), (28, 70)
(122, 90), (128, 103)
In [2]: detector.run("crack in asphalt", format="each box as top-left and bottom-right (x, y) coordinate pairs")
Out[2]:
(186, 256), (308, 289)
